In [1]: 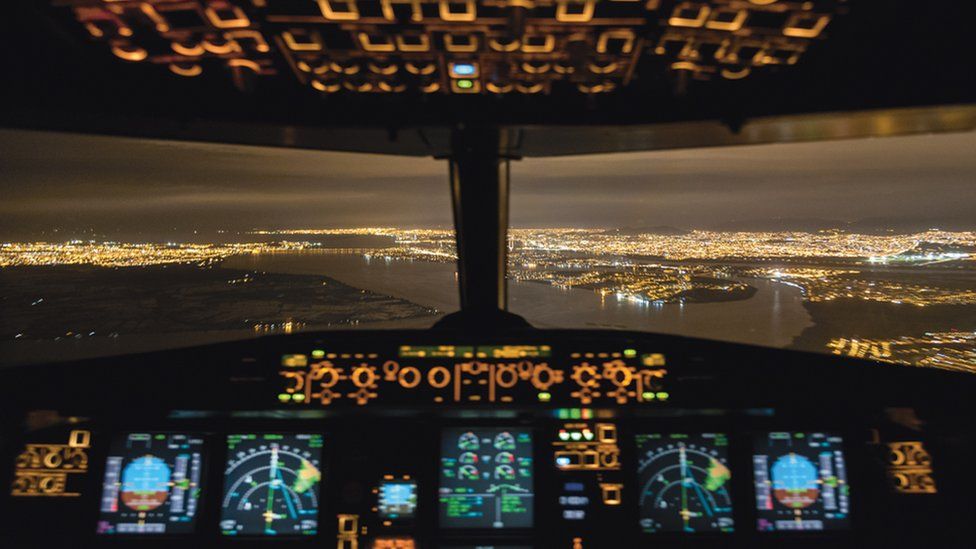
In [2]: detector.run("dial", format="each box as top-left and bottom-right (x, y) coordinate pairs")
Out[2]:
(458, 432), (480, 451)
(458, 464), (479, 480)
(495, 464), (516, 480)
(494, 431), (516, 451)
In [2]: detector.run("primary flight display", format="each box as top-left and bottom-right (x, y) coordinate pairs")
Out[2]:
(96, 432), (204, 535)
(753, 432), (851, 532)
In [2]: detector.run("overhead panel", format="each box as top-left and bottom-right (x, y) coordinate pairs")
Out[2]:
(54, 0), (845, 96)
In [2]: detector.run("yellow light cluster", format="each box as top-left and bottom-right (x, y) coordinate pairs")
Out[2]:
(508, 228), (976, 262)
(0, 241), (306, 267)
(827, 332), (976, 374)
(61, 0), (842, 94)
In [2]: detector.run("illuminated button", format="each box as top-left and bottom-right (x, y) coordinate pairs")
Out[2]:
(642, 391), (656, 401)
(338, 514), (358, 534)
(600, 483), (623, 506)
(564, 482), (585, 492)
(538, 391), (552, 402)
(597, 424), (617, 443)
(451, 78), (481, 93)
(281, 354), (308, 367)
(623, 348), (637, 357)
(656, 392), (670, 401)
(555, 451), (580, 468)
(311, 349), (325, 358)
(449, 62), (478, 78)
(643, 353), (666, 366)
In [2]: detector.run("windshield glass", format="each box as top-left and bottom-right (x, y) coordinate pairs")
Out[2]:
(2, 130), (974, 373)
(508, 132), (976, 373)
(0, 129), (456, 365)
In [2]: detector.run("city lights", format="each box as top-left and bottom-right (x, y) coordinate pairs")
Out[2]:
(2, 227), (974, 372)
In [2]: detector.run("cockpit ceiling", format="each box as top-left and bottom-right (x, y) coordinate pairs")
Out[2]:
(58, 0), (843, 96)
(5, 1), (974, 155)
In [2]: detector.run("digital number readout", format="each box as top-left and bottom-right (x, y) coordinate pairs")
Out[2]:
(220, 433), (323, 536)
(439, 428), (534, 529)
(96, 433), (204, 535)
(753, 432), (851, 532)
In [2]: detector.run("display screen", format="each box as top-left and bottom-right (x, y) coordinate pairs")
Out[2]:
(439, 428), (534, 529)
(220, 433), (323, 536)
(635, 433), (734, 533)
(96, 432), (204, 535)
(753, 432), (851, 532)
(379, 480), (418, 520)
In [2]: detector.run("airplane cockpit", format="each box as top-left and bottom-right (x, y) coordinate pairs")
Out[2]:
(2, 2), (975, 548)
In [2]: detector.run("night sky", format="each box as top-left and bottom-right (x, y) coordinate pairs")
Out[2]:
(1, 128), (974, 240)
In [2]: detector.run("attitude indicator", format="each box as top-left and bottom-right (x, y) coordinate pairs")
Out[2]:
(753, 432), (851, 531)
(96, 432), (204, 535)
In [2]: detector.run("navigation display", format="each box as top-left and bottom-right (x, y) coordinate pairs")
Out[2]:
(439, 428), (534, 529)
(635, 433), (734, 534)
(220, 433), (323, 536)
(379, 480), (418, 520)
(96, 433), (204, 535)
(753, 432), (851, 532)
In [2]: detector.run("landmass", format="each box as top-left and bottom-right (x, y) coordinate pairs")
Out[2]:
(0, 264), (438, 341)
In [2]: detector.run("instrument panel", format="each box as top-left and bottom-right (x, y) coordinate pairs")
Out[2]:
(1, 329), (974, 548)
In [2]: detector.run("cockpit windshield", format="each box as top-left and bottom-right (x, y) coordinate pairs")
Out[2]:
(507, 132), (976, 372)
(0, 129), (456, 364)
(2, 129), (974, 372)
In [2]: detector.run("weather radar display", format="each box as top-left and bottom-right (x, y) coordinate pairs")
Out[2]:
(220, 433), (323, 536)
(96, 433), (204, 535)
(635, 433), (734, 534)
(753, 432), (851, 532)
(439, 428), (534, 529)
